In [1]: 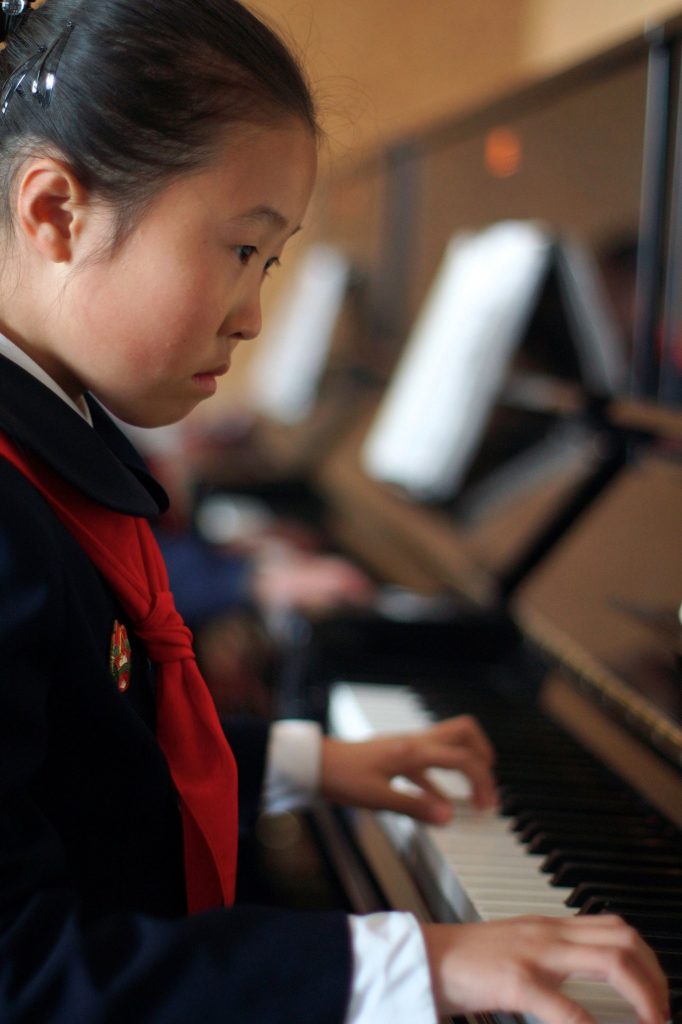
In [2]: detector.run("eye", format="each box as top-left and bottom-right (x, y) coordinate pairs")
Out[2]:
(264, 256), (281, 278)
(236, 244), (258, 266)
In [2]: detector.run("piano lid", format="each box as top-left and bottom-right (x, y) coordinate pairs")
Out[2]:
(512, 442), (682, 765)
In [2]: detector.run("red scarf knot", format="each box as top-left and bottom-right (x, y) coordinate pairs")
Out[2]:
(135, 589), (195, 665)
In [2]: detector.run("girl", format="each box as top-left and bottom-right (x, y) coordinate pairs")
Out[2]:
(0, 1), (669, 1021)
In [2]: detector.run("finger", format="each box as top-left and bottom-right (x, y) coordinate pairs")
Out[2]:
(560, 917), (668, 1010)
(377, 781), (454, 824)
(403, 770), (457, 823)
(514, 982), (596, 1024)
(546, 939), (669, 1024)
(430, 715), (496, 765)
(382, 770), (489, 823)
(404, 736), (492, 778)
(408, 741), (498, 808)
(561, 921), (663, 1015)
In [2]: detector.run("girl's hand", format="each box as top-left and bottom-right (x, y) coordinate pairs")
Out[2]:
(320, 715), (497, 823)
(251, 548), (375, 615)
(421, 915), (669, 1024)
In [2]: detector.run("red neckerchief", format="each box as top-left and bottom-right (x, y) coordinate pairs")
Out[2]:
(0, 431), (238, 913)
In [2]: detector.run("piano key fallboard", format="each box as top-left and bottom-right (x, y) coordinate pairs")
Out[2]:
(328, 680), (682, 1024)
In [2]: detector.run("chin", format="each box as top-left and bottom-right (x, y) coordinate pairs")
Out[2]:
(93, 393), (197, 430)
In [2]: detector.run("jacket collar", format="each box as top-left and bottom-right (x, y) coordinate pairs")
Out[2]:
(0, 354), (168, 517)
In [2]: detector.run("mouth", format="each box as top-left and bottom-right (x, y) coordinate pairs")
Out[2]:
(191, 363), (229, 394)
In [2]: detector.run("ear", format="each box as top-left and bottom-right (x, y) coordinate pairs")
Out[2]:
(15, 158), (89, 263)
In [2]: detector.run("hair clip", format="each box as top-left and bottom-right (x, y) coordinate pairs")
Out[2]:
(2, 0), (30, 14)
(1, 0), (29, 13)
(0, 20), (73, 116)
(1, 0), (32, 45)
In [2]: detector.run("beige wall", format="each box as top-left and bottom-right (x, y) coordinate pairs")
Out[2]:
(256, 0), (682, 159)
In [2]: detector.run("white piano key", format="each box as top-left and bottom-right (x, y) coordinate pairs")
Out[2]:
(329, 683), (639, 1024)
(475, 903), (573, 917)
(463, 886), (570, 908)
(442, 860), (551, 878)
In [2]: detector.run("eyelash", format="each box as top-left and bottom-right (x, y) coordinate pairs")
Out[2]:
(236, 245), (281, 277)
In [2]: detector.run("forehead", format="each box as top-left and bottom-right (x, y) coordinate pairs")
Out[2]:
(179, 120), (318, 230)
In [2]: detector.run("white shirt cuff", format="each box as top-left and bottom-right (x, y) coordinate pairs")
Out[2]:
(261, 719), (322, 814)
(346, 912), (438, 1023)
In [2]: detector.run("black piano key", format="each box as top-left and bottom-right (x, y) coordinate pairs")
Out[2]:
(625, 913), (682, 931)
(541, 849), (682, 874)
(497, 755), (606, 774)
(513, 811), (665, 837)
(498, 784), (629, 806)
(495, 763), (621, 785)
(641, 935), (682, 954)
(552, 862), (682, 887)
(580, 894), (682, 914)
(582, 905), (682, 931)
(528, 831), (681, 856)
(567, 882), (682, 908)
(502, 792), (641, 815)
(658, 952), (682, 976)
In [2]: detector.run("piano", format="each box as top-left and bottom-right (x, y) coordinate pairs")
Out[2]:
(276, 405), (682, 1024)
(327, 675), (682, 1024)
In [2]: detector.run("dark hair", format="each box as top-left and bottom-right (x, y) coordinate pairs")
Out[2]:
(0, 0), (318, 243)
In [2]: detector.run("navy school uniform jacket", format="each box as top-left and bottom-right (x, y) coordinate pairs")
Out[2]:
(0, 355), (352, 1023)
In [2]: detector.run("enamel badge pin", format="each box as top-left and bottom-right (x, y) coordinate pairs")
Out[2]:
(110, 619), (132, 692)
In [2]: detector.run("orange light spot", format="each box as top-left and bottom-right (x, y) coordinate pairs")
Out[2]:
(484, 127), (522, 178)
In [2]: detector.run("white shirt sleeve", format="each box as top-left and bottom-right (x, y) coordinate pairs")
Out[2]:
(262, 722), (438, 1021)
(347, 912), (438, 1023)
(261, 718), (323, 814)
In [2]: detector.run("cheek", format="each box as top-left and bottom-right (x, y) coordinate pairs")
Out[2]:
(83, 271), (203, 352)
(69, 235), (227, 372)
(132, 262), (223, 333)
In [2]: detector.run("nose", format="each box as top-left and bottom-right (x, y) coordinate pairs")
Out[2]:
(223, 287), (262, 342)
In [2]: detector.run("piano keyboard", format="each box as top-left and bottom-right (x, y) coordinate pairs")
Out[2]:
(329, 681), (682, 1024)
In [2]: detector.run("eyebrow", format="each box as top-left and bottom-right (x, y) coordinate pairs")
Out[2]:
(234, 204), (302, 236)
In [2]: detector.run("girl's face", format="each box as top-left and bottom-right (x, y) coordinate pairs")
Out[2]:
(51, 119), (317, 426)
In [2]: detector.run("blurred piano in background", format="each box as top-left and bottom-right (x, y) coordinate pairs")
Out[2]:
(318, 406), (682, 1024)
(257, 25), (682, 1018)
(174, 19), (682, 1020)
(257, 210), (682, 1024)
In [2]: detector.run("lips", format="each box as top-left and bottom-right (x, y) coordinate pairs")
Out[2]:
(195, 363), (229, 379)
(191, 363), (229, 394)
